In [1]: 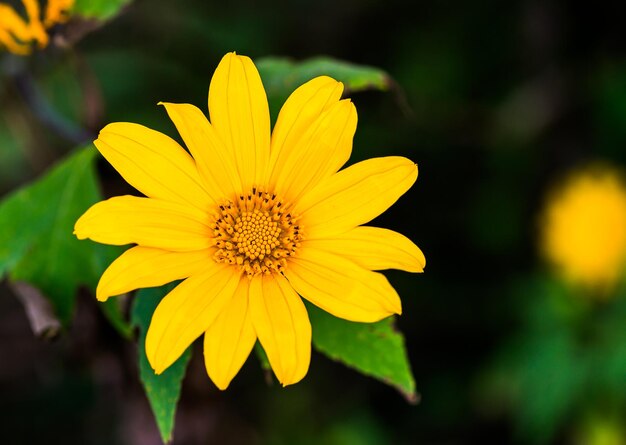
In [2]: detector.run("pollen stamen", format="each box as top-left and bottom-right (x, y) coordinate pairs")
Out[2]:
(212, 189), (302, 277)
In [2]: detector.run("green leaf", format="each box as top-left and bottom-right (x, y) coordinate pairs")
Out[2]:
(131, 285), (191, 444)
(256, 56), (392, 118)
(306, 302), (417, 402)
(0, 147), (126, 327)
(72, 0), (131, 20)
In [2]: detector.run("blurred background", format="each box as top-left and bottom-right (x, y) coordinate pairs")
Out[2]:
(1, 0), (625, 444)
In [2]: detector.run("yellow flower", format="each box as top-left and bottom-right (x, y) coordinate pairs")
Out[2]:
(43, 0), (73, 27)
(75, 52), (425, 389)
(0, 0), (74, 55)
(540, 165), (626, 291)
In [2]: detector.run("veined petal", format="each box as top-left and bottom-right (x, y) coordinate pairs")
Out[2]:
(249, 274), (311, 386)
(159, 102), (242, 199)
(96, 247), (213, 302)
(208, 52), (270, 190)
(146, 264), (241, 374)
(203, 279), (256, 390)
(74, 196), (213, 251)
(270, 99), (357, 203)
(286, 247), (401, 322)
(296, 156), (418, 238)
(95, 123), (213, 211)
(268, 76), (344, 180)
(304, 226), (425, 273)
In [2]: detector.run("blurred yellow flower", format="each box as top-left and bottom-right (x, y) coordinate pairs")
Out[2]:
(540, 165), (626, 291)
(0, 0), (73, 55)
(74, 52), (425, 389)
(43, 0), (73, 27)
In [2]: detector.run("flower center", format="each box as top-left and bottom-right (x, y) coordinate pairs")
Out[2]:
(212, 188), (302, 277)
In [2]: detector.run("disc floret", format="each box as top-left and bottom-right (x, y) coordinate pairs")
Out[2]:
(213, 188), (302, 277)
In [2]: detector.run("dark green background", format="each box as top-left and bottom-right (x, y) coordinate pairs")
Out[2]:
(1, 0), (625, 444)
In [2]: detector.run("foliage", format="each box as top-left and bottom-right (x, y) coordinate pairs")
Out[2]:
(0, 55), (416, 442)
(257, 56), (392, 119)
(2, 2), (625, 443)
(307, 303), (416, 402)
(72, 0), (132, 20)
(131, 285), (191, 444)
(0, 147), (128, 333)
(481, 276), (626, 444)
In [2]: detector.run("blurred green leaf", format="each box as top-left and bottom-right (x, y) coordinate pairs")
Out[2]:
(0, 116), (27, 192)
(589, 296), (626, 399)
(131, 285), (190, 444)
(72, 0), (131, 20)
(484, 274), (626, 444)
(257, 56), (392, 118)
(514, 329), (586, 444)
(306, 302), (417, 402)
(0, 148), (125, 326)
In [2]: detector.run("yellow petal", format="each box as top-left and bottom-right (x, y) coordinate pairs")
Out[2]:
(208, 52), (270, 190)
(145, 264), (241, 373)
(95, 123), (213, 211)
(304, 226), (425, 272)
(270, 99), (357, 203)
(203, 279), (256, 390)
(286, 247), (401, 322)
(96, 246), (213, 302)
(249, 274), (311, 386)
(44, 0), (73, 27)
(0, 4), (32, 40)
(74, 195), (213, 251)
(0, 4), (34, 54)
(268, 76), (344, 182)
(296, 156), (418, 238)
(0, 26), (30, 55)
(22, 0), (47, 48)
(159, 102), (242, 199)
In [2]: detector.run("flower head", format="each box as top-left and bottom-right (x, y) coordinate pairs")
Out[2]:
(0, 0), (74, 55)
(540, 164), (626, 292)
(75, 52), (425, 389)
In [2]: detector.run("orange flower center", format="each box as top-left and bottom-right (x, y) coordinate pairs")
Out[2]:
(212, 188), (302, 277)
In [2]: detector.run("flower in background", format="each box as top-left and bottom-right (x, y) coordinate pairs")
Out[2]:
(74, 52), (425, 389)
(43, 0), (73, 27)
(540, 164), (626, 292)
(0, 0), (74, 55)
